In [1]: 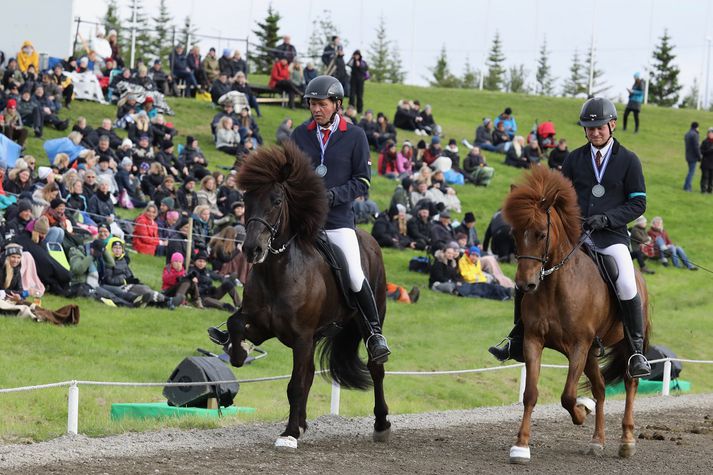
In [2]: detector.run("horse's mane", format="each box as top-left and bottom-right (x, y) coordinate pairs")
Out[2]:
(237, 141), (328, 241)
(503, 166), (581, 246)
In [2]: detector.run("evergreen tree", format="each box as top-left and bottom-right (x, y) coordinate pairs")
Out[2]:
(178, 15), (199, 50)
(306, 10), (341, 71)
(562, 49), (586, 97)
(103, 0), (122, 38)
(680, 78), (700, 109)
(367, 16), (391, 83)
(506, 65), (528, 93)
(386, 46), (406, 84)
(251, 4), (281, 74)
(649, 29), (683, 107)
(132, 0), (153, 64)
(461, 57), (480, 89)
(535, 38), (555, 95)
(428, 45), (460, 88)
(584, 44), (609, 97)
(483, 31), (506, 91)
(150, 0), (174, 64)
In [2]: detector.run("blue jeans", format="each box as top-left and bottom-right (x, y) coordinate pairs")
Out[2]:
(683, 161), (697, 191)
(655, 236), (692, 268)
(42, 227), (65, 246)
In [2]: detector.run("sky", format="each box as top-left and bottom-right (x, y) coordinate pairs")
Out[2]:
(73, 0), (713, 104)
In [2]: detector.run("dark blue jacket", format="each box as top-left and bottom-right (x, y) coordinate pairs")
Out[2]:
(291, 116), (371, 229)
(170, 49), (189, 76)
(685, 128), (701, 163)
(562, 139), (646, 248)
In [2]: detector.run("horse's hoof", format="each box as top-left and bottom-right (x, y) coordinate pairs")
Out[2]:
(373, 427), (391, 443)
(587, 443), (604, 456)
(509, 445), (531, 464)
(618, 442), (636, 458)
(275, 436), (298, 449)
(576, 396), (596, 415)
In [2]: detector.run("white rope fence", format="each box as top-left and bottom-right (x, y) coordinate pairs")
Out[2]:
(0, 358), (711, 436)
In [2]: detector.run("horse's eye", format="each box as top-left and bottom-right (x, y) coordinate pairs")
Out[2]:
(274, 198), (282, 206)
(537, 232), (546, 240)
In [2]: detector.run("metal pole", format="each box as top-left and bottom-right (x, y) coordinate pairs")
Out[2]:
(73, 17), (82, 55)
(130, 0), (137, 68)
(587, 4), (597, 97)
(330, 381), (341, 415)
(518, 364), (527, 404)
(67, 381), (79, 434)
(662, 359), (672, 396)
(705, 38), (712, 109)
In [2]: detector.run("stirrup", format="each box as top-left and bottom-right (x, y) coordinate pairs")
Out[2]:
(366, 334), (391, 364)
(626, 353), (651, 379)
(488, 338), (512, 362)
(208, 325), (231, 346)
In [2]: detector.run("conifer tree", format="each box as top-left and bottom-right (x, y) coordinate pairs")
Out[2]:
(483, 32), (506, 91)
(103, 0), (122, 38)
(132, 0), (153, 64)
(386, 46), (406, 84)
(251, 4), (281, 74)
(680, 78), (700, 109)
(535, 38), (555, 95)
(367, 16), (391, 83)
(306, 10), (341, 71)
(428, 45), (460, 88)
(584, 44), (609, 97)
(562, 49), (586, 97)
(178, 15), (199, 50)
(649, 29), (683, 107)
(461, 57), (479, 89)
(150, 0), (174, 64)
(506, 65), (528, 93)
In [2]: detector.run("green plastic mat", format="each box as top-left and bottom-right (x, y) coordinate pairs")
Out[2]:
(111, 402), (256, 421)
(605, 379), (691, 396)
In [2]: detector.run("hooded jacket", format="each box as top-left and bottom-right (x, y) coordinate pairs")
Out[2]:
(17, 41), (39, 73)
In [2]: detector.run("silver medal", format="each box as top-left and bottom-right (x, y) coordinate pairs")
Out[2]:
(592, 184), (605, 198)
(316, 164), (328, 177)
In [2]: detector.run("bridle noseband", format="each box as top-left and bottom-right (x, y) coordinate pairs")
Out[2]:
(245, 188), (295, 255)
(515, 207), (590, 281)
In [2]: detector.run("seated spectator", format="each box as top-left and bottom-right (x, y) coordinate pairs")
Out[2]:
(132, 64), (156, 91)
(483, 209), (515, 262)
(218, 49), (235, 77)
(429, 210), (455, 253)
(2, 58), (25, 90)
(116, 157), (147, 208)
(422, 136), (442, 166)
(162, 252), (187, 293)
(646, 216), (697, 270)
(393, 100), (425, 134)
(358, 109), (378, 148)
(1, 99), (28, 146)
(202, 47), (220, 85)
(493, 107), (517, 139)
(441, 139), (462, 174)
(216, 173), (242, 216)
(406, 203), (432, 251)
(304, 61), (318, 85)
(548, 138), (569, 171)
(229, 51), (248, 78)
(180, 136), (209, 179)
(88, 118), (123, 149)
(49, 63), (74, 109)
(210, 72), (232, 105)
(462, 143), (495, 186)
(372, 112), (397, 151)
(156, 209), (179, 257)
(233, 72), (261, 118)
(378, 141), (401, 179)
(456, 246), (513, 301)
(132, 203), (159, 255)
(386, 283), (420, 304)
(352, 194), (379, 225)
(390, 177), (415, 217)
(215, 116), (242, 155)
(191, 205), (213, 249)
(628, 215), (655, 275)
(17, 41), (39, 74)
(429, 242), (461, 294)
(14, 216), (72, 296)
(475, 118), (501, 152)
(186, 46), (206, 89)
(196, 175), (222, 217)
(343, 104), (358, 124)
(170, 45), (198, 97)
(5, 162), (33, 196)
(88, 176), (118, 228)
(17, 87), (43, 137)
(236, 106), (263, 147)
(148, 59), (171, 95)
(454, 212), (479, 247)
(72, 116), (94, 148)
(523, 138), (544, 166)
(371, 204), (414, 249)
(289, 58), (305, 94)
(176, 175), (198, 211)
(2, 199), (34, 242)
(504, 136), (529, 168)
(182, 249), (241, 311)
(268, 57), (300, 109)
(208, 226), (244, 277)
(419, 104), (440, 136)
(140, 161), (165, 199)
(492, 120), (512, 153)
(276, 117), (293, 144)
(0, 244), (26, 296)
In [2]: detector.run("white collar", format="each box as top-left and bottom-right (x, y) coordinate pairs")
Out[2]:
(318, 114), (340, 132)
(590, 138), (613, 158)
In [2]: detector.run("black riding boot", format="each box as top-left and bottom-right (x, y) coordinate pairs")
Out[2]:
(354, 280), (391, 365)
(620, 294), (651, 379)
(488, 288), (525, 362)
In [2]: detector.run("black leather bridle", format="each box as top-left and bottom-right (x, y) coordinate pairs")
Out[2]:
(245, 188), (294, 255)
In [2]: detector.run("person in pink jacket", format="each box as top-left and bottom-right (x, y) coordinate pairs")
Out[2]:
(132, 204), (159, 255)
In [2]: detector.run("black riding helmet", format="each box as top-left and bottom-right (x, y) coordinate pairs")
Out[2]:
(578, 97), (617, 128)
(304, 75), (344, 102)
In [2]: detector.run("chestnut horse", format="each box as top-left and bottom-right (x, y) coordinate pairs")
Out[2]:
(502, 166), (650, 463)
(227, 142), (391, 448)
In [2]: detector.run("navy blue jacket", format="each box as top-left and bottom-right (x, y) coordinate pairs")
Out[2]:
(291, 116), (371, 229)
(562, 139), (646, 248)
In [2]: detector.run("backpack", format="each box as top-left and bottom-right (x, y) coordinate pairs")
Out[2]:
(408, 255), (431, 273)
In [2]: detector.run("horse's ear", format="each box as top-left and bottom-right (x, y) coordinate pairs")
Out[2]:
(510, 184), (518, 192)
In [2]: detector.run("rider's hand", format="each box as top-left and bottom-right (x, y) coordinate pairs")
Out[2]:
(584, 214), (608, 231)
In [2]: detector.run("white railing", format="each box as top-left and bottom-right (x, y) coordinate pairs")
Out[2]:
(0, 357), (710, 435)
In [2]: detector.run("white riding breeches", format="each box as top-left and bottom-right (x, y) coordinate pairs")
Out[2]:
(587, 241), (638, 300)
(325, 228), (366, 292)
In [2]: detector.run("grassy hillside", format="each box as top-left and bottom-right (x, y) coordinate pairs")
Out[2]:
(1, 81), (712, 442)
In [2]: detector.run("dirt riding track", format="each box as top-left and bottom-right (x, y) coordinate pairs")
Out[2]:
(2, 394), (712, 474)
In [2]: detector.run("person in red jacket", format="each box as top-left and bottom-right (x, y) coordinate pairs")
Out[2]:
(268, 57), (300, 109)
(132, 203), (159, 255)
(162, 252), (187, 291)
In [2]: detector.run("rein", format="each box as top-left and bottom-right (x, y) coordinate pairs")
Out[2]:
(516, 207), (591, 281)
(246, 188), (296, 255)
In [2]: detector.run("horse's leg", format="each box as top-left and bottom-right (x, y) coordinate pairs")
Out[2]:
(619, 376), (639, 458)
(583, 350), (606, 454)
(560, 343), (589, 426)
(275, 338), (313, 449)
(511, 337), (543, 464)
(298, 347), (316, 436)
(367, 359), (391, 442)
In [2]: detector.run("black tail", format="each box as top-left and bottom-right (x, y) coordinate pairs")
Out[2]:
(599, 339), (630, 386)
(318, 319), (372, 390)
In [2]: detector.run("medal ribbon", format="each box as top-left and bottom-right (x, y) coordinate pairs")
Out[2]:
(316, 115), (341, 170)
(590, 145), (612, 184)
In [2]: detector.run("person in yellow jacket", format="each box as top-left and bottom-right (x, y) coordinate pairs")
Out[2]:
(17, 40), (39, 73)
(457, 246), (490, 284)
(456, 246), (513, 301)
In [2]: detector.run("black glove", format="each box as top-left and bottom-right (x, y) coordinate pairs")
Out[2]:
(326, 189), (335, 208)
(585, 214), (609, 231)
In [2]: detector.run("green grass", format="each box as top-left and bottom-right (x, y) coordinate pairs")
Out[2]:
(2, 81), (713, 442)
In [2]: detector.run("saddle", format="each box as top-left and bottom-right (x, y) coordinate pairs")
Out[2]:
(584, 244), (619, 293)
(314, 232), (358, 311)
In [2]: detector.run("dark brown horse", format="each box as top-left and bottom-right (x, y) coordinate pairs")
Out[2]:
(227, 142), (391, 448)
(502, 166), (650, 463)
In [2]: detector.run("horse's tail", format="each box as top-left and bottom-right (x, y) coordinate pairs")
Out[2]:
(318, 319), (372, 390)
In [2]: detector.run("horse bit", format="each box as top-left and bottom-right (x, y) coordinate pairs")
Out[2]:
(245, 187), (295, 255)
(515, 206), (590, 281)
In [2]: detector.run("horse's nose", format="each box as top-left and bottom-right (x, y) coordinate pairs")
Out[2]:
(525, 282), (537, 292)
